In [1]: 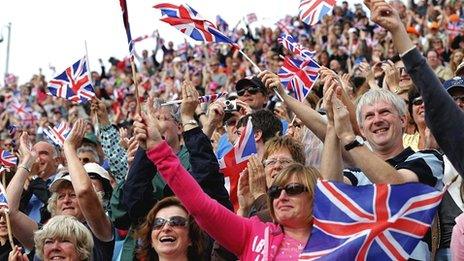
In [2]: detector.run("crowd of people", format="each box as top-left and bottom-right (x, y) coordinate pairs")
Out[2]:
(1, 0), (464, 260)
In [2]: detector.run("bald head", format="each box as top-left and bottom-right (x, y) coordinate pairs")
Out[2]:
(33, 141), (58, 179)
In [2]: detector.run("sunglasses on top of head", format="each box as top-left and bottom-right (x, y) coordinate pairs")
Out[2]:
(152, 216), (189, 230)
(237, 86), (261, 96)
(267, 183), (308, 199)
(411, 97), (423, 106)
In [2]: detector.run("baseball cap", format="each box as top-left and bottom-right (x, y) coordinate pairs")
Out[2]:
(49, 170), (73, 193)
(235, 76), (267, 94)
(83, 133), (99, 146)
(443, 76), (464, 93)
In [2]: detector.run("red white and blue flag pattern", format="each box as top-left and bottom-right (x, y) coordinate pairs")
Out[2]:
(278, 33), (316, 59)
(47, 56), (95, 104)
(0, 182), (8, 210)
(43, 122), (72, 147)
(278, 56), (320, 102)
(299, 0), (336, 26)
(198, 92), (228, 103)
(300, 180), (443, 260)
(0, 149), (17, 169)
(154, 3), (235, 45)
(219, 117), (256, 210)
(246, 13), (258, 24)
(119, 0), (134, 54)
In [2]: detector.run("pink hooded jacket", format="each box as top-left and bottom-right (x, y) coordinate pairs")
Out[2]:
(147, 141), (286, 260)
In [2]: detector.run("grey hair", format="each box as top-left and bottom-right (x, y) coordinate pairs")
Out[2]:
(77, 145), (100, 163)
(34, 215), (94, 261)
(47, 182), (104, 217)
(151, 98), (181, 123)
(356, 89), (407, 125)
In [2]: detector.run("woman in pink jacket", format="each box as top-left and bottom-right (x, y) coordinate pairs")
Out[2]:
(133, 91), (320, 260)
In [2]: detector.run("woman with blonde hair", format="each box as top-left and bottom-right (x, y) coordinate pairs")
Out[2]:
(34, 215), (94, 261)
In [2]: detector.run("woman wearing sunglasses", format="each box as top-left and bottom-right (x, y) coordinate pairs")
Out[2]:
(134, 104), (321, 260)
(136, 197), (205, 261)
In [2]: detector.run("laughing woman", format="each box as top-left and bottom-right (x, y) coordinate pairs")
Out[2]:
(136, 197), (205, 261)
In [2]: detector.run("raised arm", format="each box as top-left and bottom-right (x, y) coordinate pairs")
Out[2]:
(180, 81), (233, 210)
(133, 97), (253, 256)
(320, 79), (344, 182)
(5, 133), (38, 249)
(63, 119), (113, 242)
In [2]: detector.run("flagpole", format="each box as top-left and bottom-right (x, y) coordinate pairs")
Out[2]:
(85, 40), (100, 137)
(1, 171), (14, 250)
(238, 49), (284, 101)
(130, 57), (141, 115)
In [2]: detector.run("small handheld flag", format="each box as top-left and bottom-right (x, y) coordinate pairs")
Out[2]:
(299, 0), (336, 26)
(119, 0), (134, 54)
(0, 149), (17, 169)
(278, 33), (316, 60)
(278, 56), (320, 102)
(47, 56), (95, 104)
(43, 122), (72, 147)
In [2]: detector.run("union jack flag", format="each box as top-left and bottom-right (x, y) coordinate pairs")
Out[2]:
(278, 56), (320, 102)
(154, 3), (235, 45)
(21, 111), (40, 127)
(216, 15), (229, 32)
(276, 18), (292, 34)
(0, 182), (8, 210)
(219, 117), (256, 211)
(278, 33), (316, 60)
(300, 180), (443, 260)
(446, 18), (464, 40)
(8, 100), (30, 117)
(299, 0), (336, 26)
(246, 13), (258, 24)
(119, 0), (134, 54)
(133, 34), (150, 43)
(0, 149), (17, 168)
(43, 122), (72, 147)
(198, 92), (228, 103)
(47, 56), (95, 104)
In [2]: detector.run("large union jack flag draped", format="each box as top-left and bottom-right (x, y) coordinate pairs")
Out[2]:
(154, 3), (235, 45)
(0, 149), (17, 169)
(278, 33), (316, 60)
(218, 117), (256, 211)
(47, 56), (95, 104)
(300, 180), (443, 261)
(299, 0), (336, 26)
(43, 122), (72, 147)
(278, 56), (320, 102)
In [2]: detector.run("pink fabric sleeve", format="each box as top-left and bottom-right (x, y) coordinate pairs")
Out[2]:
(146, 141), (253, 255)
(451, 212), (464, 260)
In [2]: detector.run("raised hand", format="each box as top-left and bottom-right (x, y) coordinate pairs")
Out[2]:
(118, 128), (129, 150)
(257, 70), (284, 94)
(133, 96), (163, 150)
(247, 155), (267, 200)
(126, 137), (138, 168)
(64, 119), (86, 150)
(237, 168), (253, 216)
(331, 87), (356, 145)
(366, 0), (403, 33)
(91, 97), (110, 125)
(180, 80), (200, 120)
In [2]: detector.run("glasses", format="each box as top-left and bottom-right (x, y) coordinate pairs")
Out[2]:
(237, 86), (261, 96)
(268, 183), (308, 199)
(263, 158), (293, 167)
(79, 157), (91, 164)
(411, 97), (423, 106)
(152, 216), (189, 230)
(452, 95), (464, 103)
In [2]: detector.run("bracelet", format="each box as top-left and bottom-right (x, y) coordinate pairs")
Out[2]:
(20, 165), (31, 173)
(182, 119), (198, 127)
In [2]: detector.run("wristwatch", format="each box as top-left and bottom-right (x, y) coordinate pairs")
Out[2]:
(344, 136), (364, 151)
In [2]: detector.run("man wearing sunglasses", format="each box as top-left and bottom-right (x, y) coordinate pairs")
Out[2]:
(235, 76), (269, 111)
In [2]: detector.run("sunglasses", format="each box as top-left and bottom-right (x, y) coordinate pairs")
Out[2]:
(152, 216), (189, 230)
(263, 158), (293, 168)
(411, 97), (423, 106)
(79, 157), (92, 164)
(268, 183), (308, 199)
(452, 95), (464, 103)
(237, 86), (261, 96)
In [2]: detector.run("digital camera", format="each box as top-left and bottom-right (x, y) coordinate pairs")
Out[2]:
(224, 100), (238, 113)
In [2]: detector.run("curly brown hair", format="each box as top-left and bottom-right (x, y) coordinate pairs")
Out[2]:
(136, 197), (206, 261)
